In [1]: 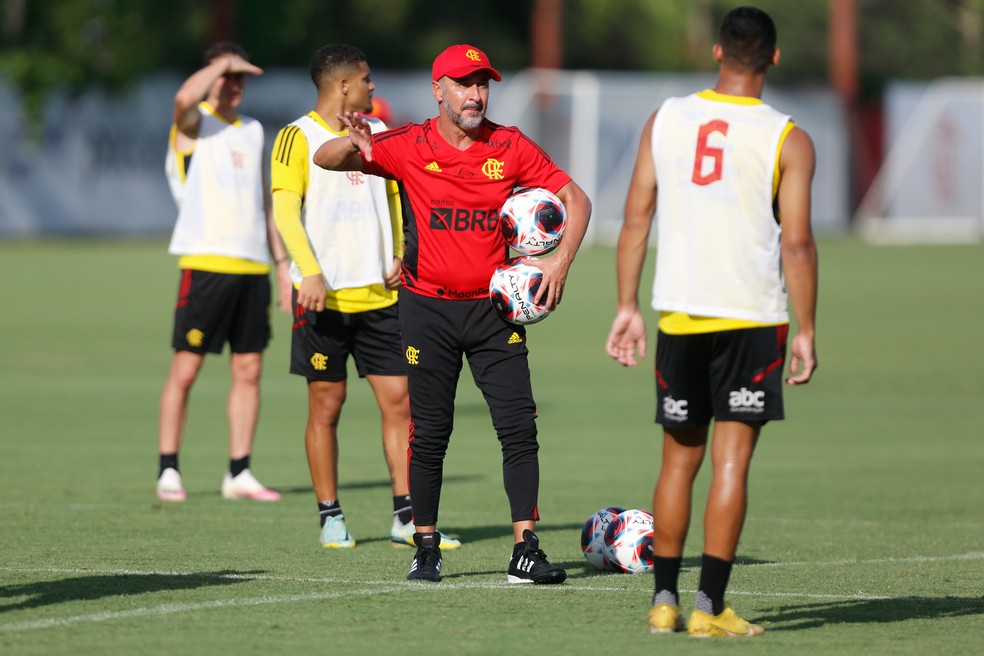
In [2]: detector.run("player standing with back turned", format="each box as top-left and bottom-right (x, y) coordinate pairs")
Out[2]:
(606, 6), (818, 637)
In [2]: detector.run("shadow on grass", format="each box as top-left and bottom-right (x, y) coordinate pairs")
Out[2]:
(272, 473), (485, 497)
(0, 570), (260, 613)
(436, 520), (585, 546)
(757, 596), (984, 630)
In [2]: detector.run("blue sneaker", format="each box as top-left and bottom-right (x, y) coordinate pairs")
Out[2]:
(320, 514), (356, 549)
(391, 518), (461, 550)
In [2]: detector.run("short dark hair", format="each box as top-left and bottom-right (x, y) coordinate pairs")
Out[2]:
(204, 41), (249, 65)
(309, 44), (367, 88)
(719, 6), (777, 74)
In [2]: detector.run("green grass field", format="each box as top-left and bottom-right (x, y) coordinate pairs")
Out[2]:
(1, 238), (982, 655)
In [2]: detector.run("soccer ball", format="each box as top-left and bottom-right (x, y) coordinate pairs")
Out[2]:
(499, 187), (567, 256)
(581, 506), (625, 570)
(603, 509), (655, 574)
(489, 259), (551, 325)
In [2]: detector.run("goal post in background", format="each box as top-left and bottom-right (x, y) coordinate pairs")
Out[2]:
(856, 78), (984, 244)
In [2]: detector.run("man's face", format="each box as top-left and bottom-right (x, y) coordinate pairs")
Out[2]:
(437, 72), (490, 131)
(212, 68), (246, 109)
(344, 60), (375, 114)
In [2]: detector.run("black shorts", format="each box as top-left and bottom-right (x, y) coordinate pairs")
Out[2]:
(654, 325), (788, 427)
(171, 269), (271, 354)
(289, 291), (405, 382)
(398, 288), (536, 432)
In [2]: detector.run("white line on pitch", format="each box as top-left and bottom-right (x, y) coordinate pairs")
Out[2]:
(0, 587), (401, 633)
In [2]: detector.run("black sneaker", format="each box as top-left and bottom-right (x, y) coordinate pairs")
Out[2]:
(407, 532), (442, 582)
(507, 529), (567, 584)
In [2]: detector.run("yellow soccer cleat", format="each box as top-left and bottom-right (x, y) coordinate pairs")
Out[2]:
(648, 602), (685, 633)
(687, 605), (765, 638)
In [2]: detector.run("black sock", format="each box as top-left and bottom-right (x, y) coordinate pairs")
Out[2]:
(159, 453), (178, 477)
(651, 555), (683, 606)
(393, 495), (412, 525)
(229, 455), (250, 478)
(318, 500), (342, 527)
(697, 554), (733, 616)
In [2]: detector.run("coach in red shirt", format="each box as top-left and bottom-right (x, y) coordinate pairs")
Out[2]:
(314, 44), (591, 585)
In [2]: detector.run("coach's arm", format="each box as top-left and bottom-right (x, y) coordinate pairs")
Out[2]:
(312, 111), (372, 171)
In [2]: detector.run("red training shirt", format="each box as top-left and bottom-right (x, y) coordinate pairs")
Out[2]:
(362, 117), (571, 300)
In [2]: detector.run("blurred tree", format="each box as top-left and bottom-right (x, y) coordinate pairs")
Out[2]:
(2, 0), (984, 133)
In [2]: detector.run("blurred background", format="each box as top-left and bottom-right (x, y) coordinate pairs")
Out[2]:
(1, 0), (982, 243)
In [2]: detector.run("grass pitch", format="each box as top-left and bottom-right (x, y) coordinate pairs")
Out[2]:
(1, 238), (982, 655)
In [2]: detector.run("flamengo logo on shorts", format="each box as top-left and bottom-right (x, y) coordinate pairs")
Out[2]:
(728, 387), (765, 413)
(310, 353), (328, 371)
(662, 396), (688, 422)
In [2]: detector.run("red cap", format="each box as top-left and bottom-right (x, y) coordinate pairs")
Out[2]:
(431, 44), (501, 82)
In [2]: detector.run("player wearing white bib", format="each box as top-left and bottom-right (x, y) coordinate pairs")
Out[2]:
(606, 7), (818, 638)
(157, 42), (292, 505)
(271, 44), (461, 551)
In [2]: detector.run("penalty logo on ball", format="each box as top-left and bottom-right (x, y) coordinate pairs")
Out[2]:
(499, 187), (567, 257)
(489, 259), (551, 325)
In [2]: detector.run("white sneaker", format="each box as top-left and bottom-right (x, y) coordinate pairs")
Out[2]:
(156, 468), (186, 502)
(221, 468), (281, 501)
(320, 514), (356, 548)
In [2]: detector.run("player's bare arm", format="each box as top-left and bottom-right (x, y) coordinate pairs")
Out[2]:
(312, 111), (372, 170)
(777, 125), (819, 385)
(606, 111), (658, 367)
(383, 257), (402, 290)
(527, 180), (592, 308)
(173, 54), (262, 140)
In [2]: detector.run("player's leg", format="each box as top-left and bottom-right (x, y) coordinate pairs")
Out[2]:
(400, 291), (461, 532)
(305, 378), (356, 547)
(157, 350), (205, 501)
(159, 350), (205, 456)
(158, 268), (216, 501)
(366, 374), (409, 495)
(704, 420), (760, 560)
(290, 295), (357, 545)
(649, 330), (713, 630)
(227, 351), (262, 460)
(399, 290), (461, 581)
(306, 379), (346, 502)
(466, 304), (564, 584)
(221, 274), (279, 501)
(687, 325), (783, 637)
(653, 425), (708, 556)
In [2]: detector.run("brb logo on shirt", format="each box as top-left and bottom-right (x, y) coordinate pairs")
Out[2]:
(430, 204), (499, 231)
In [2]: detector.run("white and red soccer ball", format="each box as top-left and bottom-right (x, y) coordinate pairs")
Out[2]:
(489, 259), (551, 325)
(499, 187), (567, 257)
(602, 509), (655, 574)
(581, 506), (625, 570)
(490, 188), (567, 324)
